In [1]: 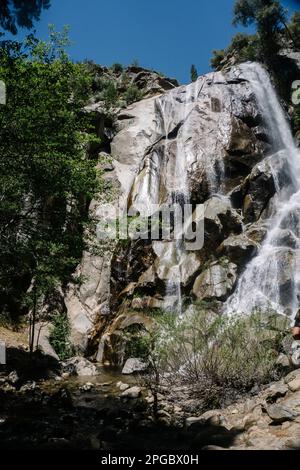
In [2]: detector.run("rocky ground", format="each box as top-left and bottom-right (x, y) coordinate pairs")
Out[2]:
(1, 342), (300, 450)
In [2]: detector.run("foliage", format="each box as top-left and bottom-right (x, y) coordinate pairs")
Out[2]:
(190, 64), (198, 82)
(211, 0), (296, 70)
(0, 0), (50, 35)
(138, 308), (286, 411)
(288, 12), (300, 47)
(101, 80), (118, 107)
(0, 28), (99, 332)
(49, 312), (73, 360)
(124, 84), (142, 105)
(111, 62), (123, 74)
(210, 49), (226, 70)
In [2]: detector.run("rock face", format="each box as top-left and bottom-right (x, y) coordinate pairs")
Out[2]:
(64, 62), (292, 364)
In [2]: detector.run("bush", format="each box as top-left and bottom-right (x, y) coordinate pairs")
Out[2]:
(111, 63), (123, 74)
(210, 49), (225, 70)
(49, 312), (73, 360)
(140, 307), (286, 410)
(211, 34), (259, 70)
(101, 80), (118, 107)
(124, 84), (142, 104)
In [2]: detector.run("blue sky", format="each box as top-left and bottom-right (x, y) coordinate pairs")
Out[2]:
(10, 0), (300, 83)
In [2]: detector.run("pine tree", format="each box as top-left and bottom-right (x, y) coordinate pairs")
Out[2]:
(190, 64), (198, 82)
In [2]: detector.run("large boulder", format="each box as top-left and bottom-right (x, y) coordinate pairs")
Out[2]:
(203, 196), (242, 250)
(217, 233), (258, 266)
(241, 151), (291, 223)
(193, 260), (237, 301)
(63, 356), (98, 377)
(122, 358), (148, 375)
(222, 116), (266, 168)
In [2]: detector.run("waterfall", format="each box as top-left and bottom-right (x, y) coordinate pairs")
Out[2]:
(225, 63), (300, 320)
(155, 79), (208, 316)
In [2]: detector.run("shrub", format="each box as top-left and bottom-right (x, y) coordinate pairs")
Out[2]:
(49, 312), (73, 360)
(101, 80), (118, 107)
(124, 84), (142, 104)
(211, 34), (259, 70)
(111, 63), (123, 74)
(210, 49), (225, 70)
(139, 307), (286, 411)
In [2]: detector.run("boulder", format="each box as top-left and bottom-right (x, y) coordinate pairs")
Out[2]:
(266, 403), (299, 423)
(265, 381), (289, 400)
(292, 349), (300, 368)
(288, 377), (300, 392)
(122, 358), (148, 375)
(63, 357), (98, 377)
(33, 322), (59, 361)
(193, 260), (237, 301)
(203, 196), (242, 248)
(186, 410), (223, 428)
(152, 242), (201, 286)
(223, 116), (265, 168)
(284, 368), (300, 385)
(217, 233), (258, 265)
(244, 151), (292, 222)
(121, 386), (142, 399)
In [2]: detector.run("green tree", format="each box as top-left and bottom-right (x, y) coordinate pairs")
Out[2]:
(0, 0), (50, 35)
(0, 27), (100, 342)
(190, 64), (198, 82)
(233, 0), (288, 54)
(288, 11), (300, 47)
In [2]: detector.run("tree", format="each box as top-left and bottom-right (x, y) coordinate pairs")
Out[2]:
(190, 64), (198, 82)
(233, 0), (289, 54)
(0, 0), (50, 35)
(0, 27), (100, 339)
(288, 11), (300, 47)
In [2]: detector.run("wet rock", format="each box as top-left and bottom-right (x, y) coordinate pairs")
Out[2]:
(203, 196), (242, 247)
(7, 370), (19, 385)
(63, 357), (98, 377)
(240, 152), (288, 223)
(193, 260), (237, 301)
(224, 115), (265, 168)
(117, 382), (130, 392)
(217, 233), (258, 265)
(79, 382), (94, 392)
(122, 358), (148, 375)
(19, 381), (36, 393)
(152, 242), (201, 286)
(121, 386), (142, 399)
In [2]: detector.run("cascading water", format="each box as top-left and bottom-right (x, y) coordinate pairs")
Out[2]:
(225, 63), (300, 320)
(155, 79), (206, 316)
(154, 77), (227, 315)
